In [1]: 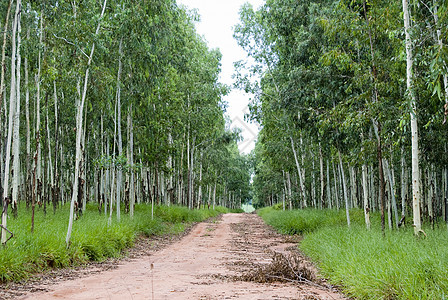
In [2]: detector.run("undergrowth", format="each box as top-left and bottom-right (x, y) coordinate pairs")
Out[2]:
(0, 203), (227, 283)
(258, 207), (448, 299)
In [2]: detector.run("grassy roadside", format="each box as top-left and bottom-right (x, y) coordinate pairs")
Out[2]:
(0, 203), (228, 283)
(258, 207), (448, 299)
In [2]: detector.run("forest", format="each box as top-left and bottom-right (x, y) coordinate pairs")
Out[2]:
(0, 0), (251, 248)
(235, 0), (448, 233)
(233, 1), (448, 297)
(1, 0), (448, 298)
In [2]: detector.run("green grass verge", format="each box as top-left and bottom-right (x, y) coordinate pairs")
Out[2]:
(258, 207), (448, 299)
(0, 203), (228, 283)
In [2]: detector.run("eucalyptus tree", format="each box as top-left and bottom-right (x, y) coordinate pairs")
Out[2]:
(237, 0), (448, 233)
(400, 0), (421, 235)
(0, 0), (252, 249)
(1, 0), (21, 244)
(66, 0), (108, 246)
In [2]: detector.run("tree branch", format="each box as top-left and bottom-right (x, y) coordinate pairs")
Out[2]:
(0, 224), (14, 244)
(52, 33), (89, 60)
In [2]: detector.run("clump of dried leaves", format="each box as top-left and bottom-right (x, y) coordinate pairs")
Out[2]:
(239, 252), (317, 285)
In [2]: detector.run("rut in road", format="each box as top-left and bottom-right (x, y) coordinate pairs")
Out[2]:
(17, 213), (345, 300)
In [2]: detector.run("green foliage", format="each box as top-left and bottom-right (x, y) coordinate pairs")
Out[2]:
(259, 208), (448, 299)
(0, 204), (226, 283)
(237, 0), (448, 215)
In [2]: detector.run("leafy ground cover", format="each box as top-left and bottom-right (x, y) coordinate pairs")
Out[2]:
(0, 204), (228, 283)
(258, 207), (448, 299)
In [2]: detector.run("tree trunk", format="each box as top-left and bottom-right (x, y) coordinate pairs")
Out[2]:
(11, 4), (21, 213)
(290, 136), (306, 208)
(362, 162), (370, 229)
(25, 29), (31, 208)
(384, 158), (399, 229)
(401, 147), (407, 218)
(373, 121), (386, 233)
(35, 13), (43, 209)
(319, 145), (325, 209)
(115, 38), (123, 221)
(52, 81), (59, 213)
(2, 0), (20, 244)
(128, 105), (135, 217)
(402, 0), (421, 235)
(189, 138), (195, 209)
(0, 1), (13, 204)
(66, 0), (108, 246)
(332, 161), (339, 210)
(338, 150), (350, 227)
(197, 152), (203, 210)
(213, 181), (217, 210)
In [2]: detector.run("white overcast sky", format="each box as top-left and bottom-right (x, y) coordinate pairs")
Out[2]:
(176, 0), (264, 154)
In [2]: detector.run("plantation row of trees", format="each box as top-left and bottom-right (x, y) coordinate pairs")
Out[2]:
(0, 0), (251, 245)
(236, 0), (448, 233)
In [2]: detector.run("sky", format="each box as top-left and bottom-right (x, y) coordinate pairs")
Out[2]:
(176, 0), (264, 154)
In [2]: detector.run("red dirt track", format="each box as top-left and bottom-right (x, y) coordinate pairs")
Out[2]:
(15, 213), (345, 300)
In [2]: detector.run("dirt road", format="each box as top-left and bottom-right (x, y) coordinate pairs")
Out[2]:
(17, 213), (345, 300)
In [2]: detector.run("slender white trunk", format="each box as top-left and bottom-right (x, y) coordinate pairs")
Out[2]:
(197, 152), (203, 209)
(11, 4), (21, 210)
(66, 0), (107, 246)
(189, 139), (195, 209)
(110, 98), (117, 222)
(2, 0), (20, 244)
(36, 13), (43, 206)
(361, 132), (370, 229)
(213, 181), (217, 210)
(187, 134), (191, 208)
(115, 38), (123, 221)
(53, 81), (59, 210)
(151, 174), (154, 219)
(128, 105), (134, 217)
(401, 147), (407, 217)
(362, 163), (370, 229)
(402, 0), (421, 234)
(384, 158), (399, 229)
(46, 95), (53, 187)
(25, 29), (30, 204)
(178, 143), (184, 205)
(338, 150), (350, 227)
(166, 132), (173, 206)
(290, 136), (306, 207)
(428, 167), (434, 225)
(332, 161), (339, 210)
(81, 107), (87, 212)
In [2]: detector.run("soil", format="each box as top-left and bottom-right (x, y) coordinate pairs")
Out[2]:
(2, 213), (346, 300)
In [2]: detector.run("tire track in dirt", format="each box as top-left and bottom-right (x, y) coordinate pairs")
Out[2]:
(15, 213), (346, 300)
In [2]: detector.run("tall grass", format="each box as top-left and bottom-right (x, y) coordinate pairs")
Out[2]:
(258, 207), (448, 299)
(258, 206), (367, 235)
(0, 203), (227, 283)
